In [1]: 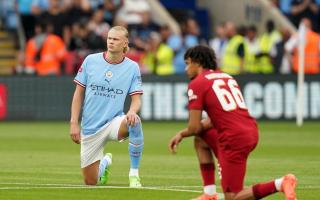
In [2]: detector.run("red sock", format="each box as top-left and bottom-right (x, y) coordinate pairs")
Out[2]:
(252, 181), (277, 199)
(200, 163), (215, 186)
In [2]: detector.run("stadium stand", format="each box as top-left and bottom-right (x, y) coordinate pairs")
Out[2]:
(0, 0), (319, 76)
(0, 25), (17, 75)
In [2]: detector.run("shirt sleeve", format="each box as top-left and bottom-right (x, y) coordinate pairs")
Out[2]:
(73, 56), (88, 88)
(129, 64), (143, 95)
(187, 80), (204, 110)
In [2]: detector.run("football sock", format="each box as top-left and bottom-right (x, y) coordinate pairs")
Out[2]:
(204, 185), (217, 195)
(128, 120), (144, 170)
(200, 163), (215, 186)
(98, 154), (112, 179)
(275, 177), (284, 191)
(252, 181), (277, 199)
(129, 168), (139, 177)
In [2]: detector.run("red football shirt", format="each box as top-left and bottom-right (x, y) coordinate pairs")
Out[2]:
(188, 70), (257, 137)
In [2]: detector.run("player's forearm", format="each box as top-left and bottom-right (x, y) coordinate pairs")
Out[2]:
(184, 110), (205, 137)
(70, 89), (84, 124)
(128, 95), (141, 113)
(180, 124), (204, 138)
(181, 118), (212, 138)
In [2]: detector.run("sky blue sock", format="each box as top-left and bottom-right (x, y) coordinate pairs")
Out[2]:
(98, 156), (109, 179)
(128, 121), (144, 169)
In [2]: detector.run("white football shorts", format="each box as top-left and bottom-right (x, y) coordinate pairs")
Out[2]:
(80, 115), (125, 168)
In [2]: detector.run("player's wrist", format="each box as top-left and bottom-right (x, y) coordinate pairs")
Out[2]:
(128, 110), (137, 115)
(70, 120), (79, 125)
(179, 132), (186, 138)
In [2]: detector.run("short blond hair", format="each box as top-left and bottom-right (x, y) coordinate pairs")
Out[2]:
(109, 26), (129, 38)
(109, 26), (129, 53)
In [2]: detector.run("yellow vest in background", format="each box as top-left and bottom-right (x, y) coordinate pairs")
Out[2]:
(143, 43), (175, 75)
(244, 45), (259, 73)
(258, 30), (281, 74)
(221, 35), (245, 75)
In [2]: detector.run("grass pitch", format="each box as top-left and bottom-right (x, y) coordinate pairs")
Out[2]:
(0, 121), (319, 200)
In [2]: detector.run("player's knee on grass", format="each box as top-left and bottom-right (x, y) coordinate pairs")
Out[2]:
(84, 177), (98, 185)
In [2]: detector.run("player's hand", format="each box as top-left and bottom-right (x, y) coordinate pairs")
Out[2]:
(70, 122), (81, 144)
(126, 110), (140, 126)
(168, 133), (183, 154)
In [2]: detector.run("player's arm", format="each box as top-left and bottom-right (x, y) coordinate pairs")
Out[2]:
(169, 110), (214, 153)
(127, 94), (142, 126)
(70, 85), (85, 144)
(185, 109), (203, 136)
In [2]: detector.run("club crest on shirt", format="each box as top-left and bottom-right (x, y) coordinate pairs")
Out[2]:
(105, 71), (113, 79)
(187, 89), (197, 101)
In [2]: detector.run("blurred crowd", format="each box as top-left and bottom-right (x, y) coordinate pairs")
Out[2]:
(0, 0), (319, 76)
(272, 0), (320, 31)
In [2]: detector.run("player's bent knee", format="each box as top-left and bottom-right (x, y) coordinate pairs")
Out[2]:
(84, 177), (98, 185)
(194, 136), (206, 149)
(224, 192), (236, 200)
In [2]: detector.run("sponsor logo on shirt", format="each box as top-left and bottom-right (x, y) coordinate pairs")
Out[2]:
(187, 89), (197, 101)
(90, 84), (123, 99)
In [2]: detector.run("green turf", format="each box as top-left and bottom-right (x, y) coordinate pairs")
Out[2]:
(0, 121), (319, 200)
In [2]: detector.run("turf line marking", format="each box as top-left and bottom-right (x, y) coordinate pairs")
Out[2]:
(0, 183), (319, 190)
(0, 183), (202, 188)
(0, 186), (201, 192)
(0, 183), (202, 192)
(0, 182), (226, 198)
(0, 185), (202, 193)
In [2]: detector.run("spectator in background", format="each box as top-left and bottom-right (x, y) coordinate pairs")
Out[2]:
(25, 21), (66, 76)
(64, 0), (92, 27)
(87, 5), (110, 37)
(37, 0), (67, 38)
(290, 0), (319, 31)
(159, 24), (172, 44)
(285, 18), (320, 74)
(116, 0), (150, 25)
(257, 20), (281, 74)
(270, 28), (292, 74)
(128, 9), (160, 43)
(279, 0), (293, 17)
(0, 1), (17, 32)
(244, 25), (260, 74)
(171, 18), (200, 74)
(315, 0), (320, 32)
(221, 21), (246, 75)
(209, 23), (227, 67)
(63, 0), (92, 48)
(18, 0), (36, 40)
(65, 18), (105, 74)
(86, 0), (104, 10)
(31, 0), (49, 16)
(102, 0), (123, 25)
(126, 44), (147, 74)
(142, 32), (174, 75)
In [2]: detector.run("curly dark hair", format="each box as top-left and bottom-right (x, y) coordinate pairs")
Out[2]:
(184, 45), (217, 70)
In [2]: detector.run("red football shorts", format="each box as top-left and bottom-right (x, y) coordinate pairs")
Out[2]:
(200, 128), (219, 158)
(201, 128), (259, 193)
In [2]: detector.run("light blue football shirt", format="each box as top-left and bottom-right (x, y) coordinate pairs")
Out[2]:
(74, 52), (143, 135)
